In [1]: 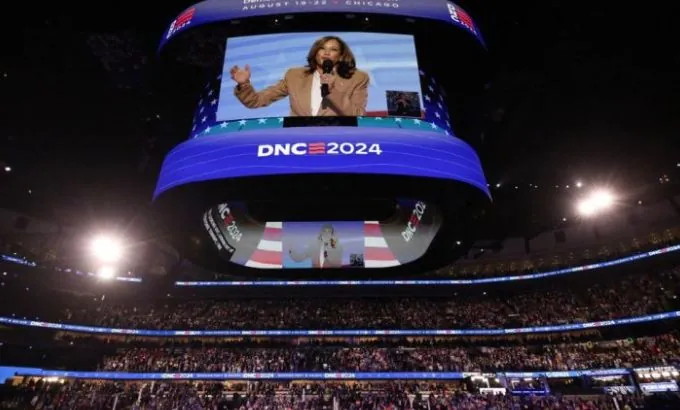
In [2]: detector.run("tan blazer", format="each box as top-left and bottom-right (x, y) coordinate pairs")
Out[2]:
(234, 67), (369, 116)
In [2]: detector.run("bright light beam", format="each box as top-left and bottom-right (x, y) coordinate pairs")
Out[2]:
(97, 265), (116, 280)
(91, 235), (124, 263)
(576, 189), (615, 218)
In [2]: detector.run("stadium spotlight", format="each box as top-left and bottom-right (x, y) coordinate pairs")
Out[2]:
(576, 189), (615, 218)
(97, 265), (116, 280)
(90, 235), (124, 263)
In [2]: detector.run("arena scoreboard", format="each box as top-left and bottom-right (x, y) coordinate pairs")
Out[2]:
(153, 0), (491, 277)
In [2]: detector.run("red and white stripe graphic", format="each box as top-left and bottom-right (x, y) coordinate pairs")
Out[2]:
(167, 7), (195, 36)
(307, 142), (326, 155)
(176, 8), (195, 25)
(363, 221), (401, 268)
(245, 222), (283, 269)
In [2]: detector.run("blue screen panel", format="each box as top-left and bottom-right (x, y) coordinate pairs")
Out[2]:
(4, 366), (645, 381)
(1, 312), (679, 337)
(160, 0), (483, 50)
(153, 127), (489, 199)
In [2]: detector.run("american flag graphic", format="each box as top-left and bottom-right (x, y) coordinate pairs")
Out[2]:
(307, 142), (326, 154)
(167, 7), (195, 39)
(222, 213), (235, 225)
(190, 69), (454, 139)
(363, 221), (400, 268)
(245, 222), (283, 269)
(449, 4), (477, 34)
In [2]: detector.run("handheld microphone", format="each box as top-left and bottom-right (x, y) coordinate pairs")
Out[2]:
(320, 59), (333, 98)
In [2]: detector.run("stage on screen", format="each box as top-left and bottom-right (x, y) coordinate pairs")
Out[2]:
(201, 199), (440, 270)
(218, 32), (423, 121)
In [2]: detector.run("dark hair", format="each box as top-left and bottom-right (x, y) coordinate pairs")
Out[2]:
(305, 36), (357, 79)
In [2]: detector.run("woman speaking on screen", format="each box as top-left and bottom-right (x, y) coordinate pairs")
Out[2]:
(230, 35), (369, 117)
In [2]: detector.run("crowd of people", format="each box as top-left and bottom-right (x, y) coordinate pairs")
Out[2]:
(438, 232), (679, 279)
(2, 241), (680, 409)
(97, 334), (680, 373)
(43, 269), (679, 331)
(4, 379), (677, 409)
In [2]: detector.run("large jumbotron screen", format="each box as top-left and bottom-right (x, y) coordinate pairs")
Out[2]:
(155, 0), (488, 200)
(160, 0), (483, 49)
(156, 29), (487, 197)
(154, 0), (491, 272)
